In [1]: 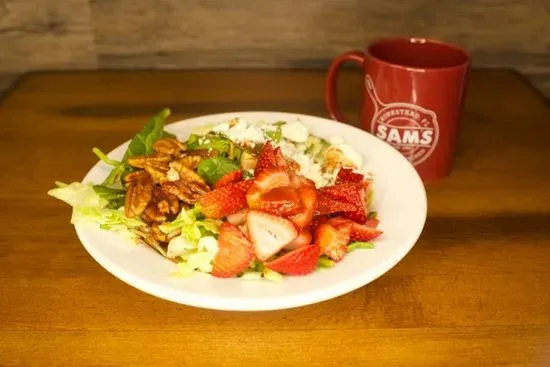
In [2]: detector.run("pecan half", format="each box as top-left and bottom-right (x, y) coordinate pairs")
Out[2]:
(151, 224), (169, 243)
(124, 171), (154, 217)
(176, 166), (209, 193)
(161, 180), (199, 204)
(144, 159), (170, 184)
(153, 138), (186, 156)
(127, 152), (171, 169)
(170, 156), (202, 171)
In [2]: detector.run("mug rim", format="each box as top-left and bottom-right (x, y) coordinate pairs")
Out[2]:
(366, 37), (471, 72)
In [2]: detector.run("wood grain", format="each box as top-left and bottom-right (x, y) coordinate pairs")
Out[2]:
(0, 0), (97, 72)
(1, 0), (550, 96)
(0, 70), (549, 366)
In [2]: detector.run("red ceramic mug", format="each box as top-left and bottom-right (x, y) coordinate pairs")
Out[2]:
(325, 37), (470, 182)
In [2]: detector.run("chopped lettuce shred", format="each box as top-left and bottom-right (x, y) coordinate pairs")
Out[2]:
(164, 206), (222, 277)
(47, 181), (143, 239)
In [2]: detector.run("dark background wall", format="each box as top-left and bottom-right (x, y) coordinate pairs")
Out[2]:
(1, 0), (549, 96)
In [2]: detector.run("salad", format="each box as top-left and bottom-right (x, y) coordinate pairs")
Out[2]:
(48, 109), (382, 281)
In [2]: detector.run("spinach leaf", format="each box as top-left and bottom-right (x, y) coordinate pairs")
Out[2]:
(93, 185), (126, 209)
(197, 157), (240, 185)
(347, 241), (375, 252)
(123, 108), (171, 160)
(94, 109), (171, 185)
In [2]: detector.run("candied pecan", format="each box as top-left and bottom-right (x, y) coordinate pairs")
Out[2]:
(127, 152), (171, 169)
(161, 180), (198, 204)
(142, 204), (167, 223)
(152, 186), (180, 215)
(170, 155), (202, 171)
(124, 171), (153, 217)
(177, 166), (209, 191)
(151, 224), (169, 243)
(152, 138), (186, 156)
(144, 159), (170, 184)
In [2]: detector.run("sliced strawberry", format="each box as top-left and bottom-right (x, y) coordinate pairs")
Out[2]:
(199, 180), (253, 219)
(314, 223), (350, 262)
(247, 210), (298, 261)
(259, 186), (302, 216)
(246, 167), (291, 209)
(226, 208), (249, 226)
(289, 172), (315, 189)
(265, 244), (320, 275)
(212, 223), (253, 278)
(308, 214), (330, 232)
(349, 222), (383, 242)
(316, 194), (358, 215)
(273, 147), (288, 169)
(319, 183), (367, 223)
(246, 184), (263, 209)
(254, 167), (290, 192)
(288, 186), (317, 230)
(284, 229), (312, 250)
(326, 216), (354, 228)
(255, 141), (277, 176)
(214, 170), (243, 189)
(336, 168), (364, 184)
(365, 218), (379, 228)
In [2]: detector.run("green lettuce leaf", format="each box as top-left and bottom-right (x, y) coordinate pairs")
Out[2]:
(93, 185), (126, 209)
(347, 241), (375, 252)
(197, 157), (240, 186)
(48, 181), (143, 235)
(317, 255), (335, 268)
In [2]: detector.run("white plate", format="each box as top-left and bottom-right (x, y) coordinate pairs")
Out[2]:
(75, 111), (427, 311)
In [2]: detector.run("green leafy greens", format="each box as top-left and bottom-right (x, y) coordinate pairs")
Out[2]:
(347, 241), (375, 252)
(197, 157), (240, 186)
(263, 121), (286, 142)
(93, 108), (172, 186)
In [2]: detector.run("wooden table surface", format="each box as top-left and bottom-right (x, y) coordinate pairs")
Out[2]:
(1, 69), (549, 366)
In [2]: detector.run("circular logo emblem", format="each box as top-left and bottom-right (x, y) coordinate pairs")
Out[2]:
(365, 75), (439, 166)
(370, 104), (439, 166)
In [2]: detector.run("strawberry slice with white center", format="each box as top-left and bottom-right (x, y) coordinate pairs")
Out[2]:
(265, 244), (320, 275)
(212, 223), (253, 278)
(247, 210), (298, 261)
(314, 223), (350, 262)
(284, 229), (312, 250)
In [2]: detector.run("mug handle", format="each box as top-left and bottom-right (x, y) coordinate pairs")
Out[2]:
(325, 50), (366, 123)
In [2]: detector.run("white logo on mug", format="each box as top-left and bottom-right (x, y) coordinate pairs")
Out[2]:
(365, 75), (439, 166)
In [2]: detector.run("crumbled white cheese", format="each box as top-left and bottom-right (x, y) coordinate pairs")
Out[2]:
(282, 121), (309, 143)
(278, 141), (331, 188)
(212, 122), (229, 133)
(216, 118), (267, 145)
